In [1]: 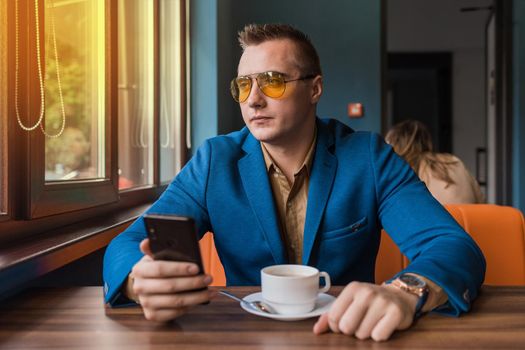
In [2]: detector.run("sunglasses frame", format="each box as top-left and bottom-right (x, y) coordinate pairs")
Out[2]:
(230, 71), (316, 103)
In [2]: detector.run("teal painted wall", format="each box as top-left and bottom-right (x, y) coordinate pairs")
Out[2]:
(190, 0), (219, 149)
(513, 0), (525, 212)
(191, 0), (382, 149)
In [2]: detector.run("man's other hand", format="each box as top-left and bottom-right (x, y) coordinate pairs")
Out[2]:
(126, 239), (215, 322)
(313, 281), (419, 341)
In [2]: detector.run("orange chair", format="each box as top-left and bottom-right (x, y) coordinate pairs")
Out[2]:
(374, 230), (405, 284)
(376, 204), (525, 286)
(445, 204), (525, 285)
(199, 232), (226, 286)
(200, 204), (525, 286)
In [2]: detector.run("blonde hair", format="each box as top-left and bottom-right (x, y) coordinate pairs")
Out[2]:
(385, 120), (458, 186)
(237, 23), (322, 77)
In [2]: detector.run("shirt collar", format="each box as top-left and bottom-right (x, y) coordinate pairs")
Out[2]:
(260, 127), (317, 176)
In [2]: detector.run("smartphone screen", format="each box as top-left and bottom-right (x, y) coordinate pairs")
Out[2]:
(143, 214), (205, 274)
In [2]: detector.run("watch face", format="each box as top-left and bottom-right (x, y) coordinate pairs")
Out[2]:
(400, 274), (426, 288)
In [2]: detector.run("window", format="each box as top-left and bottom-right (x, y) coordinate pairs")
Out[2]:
(44, 0), (105, 181)
(9, 0), (115, 219)
(117, 0), (188, 190)
(1, 0), (188, 238)
(159, 0), (187, 183)
(118, 0), (154, 190)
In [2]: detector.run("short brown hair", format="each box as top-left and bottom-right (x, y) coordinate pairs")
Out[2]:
(238, 23), (322, 76)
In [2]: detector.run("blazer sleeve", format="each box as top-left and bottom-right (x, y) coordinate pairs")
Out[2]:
(369, 133), (486, 316)
(103, 140), (213, 306)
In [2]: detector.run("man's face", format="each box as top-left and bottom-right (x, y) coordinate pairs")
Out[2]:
(236, 39), (322, 145)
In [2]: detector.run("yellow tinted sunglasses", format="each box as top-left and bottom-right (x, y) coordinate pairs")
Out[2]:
(230, 71), (315, 103)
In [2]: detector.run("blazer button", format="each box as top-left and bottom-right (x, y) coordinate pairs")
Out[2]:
(463, 289), (470, 303)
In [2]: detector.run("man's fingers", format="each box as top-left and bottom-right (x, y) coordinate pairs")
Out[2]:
(354, 297), (389, 340)
(139, 239), (153, 257)
(133, 274), (212, 295)
(142, 307), (188, 322)
(335, 294), (370, 335)
(313, 313), (330, 334)
(314, 282), (417, 341)
(325, 282), (359, 333)
(131, 241), (212, 323)
(139, 288), (213, 310)
(132, 260), (201, 278)
(370, 308), (404, 342)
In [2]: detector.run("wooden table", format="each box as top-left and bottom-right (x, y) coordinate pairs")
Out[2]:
(0, 286), (524, 349)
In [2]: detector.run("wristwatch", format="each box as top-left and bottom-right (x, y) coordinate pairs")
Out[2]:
(386, 273), (429, 318)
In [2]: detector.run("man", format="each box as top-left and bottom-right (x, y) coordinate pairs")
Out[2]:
(104, 24), (485, 342)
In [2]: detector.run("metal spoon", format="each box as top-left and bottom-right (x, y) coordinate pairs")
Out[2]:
(218, 290), (277, 314)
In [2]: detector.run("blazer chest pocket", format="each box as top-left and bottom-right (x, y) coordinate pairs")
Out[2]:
(321, 216), (368, 241)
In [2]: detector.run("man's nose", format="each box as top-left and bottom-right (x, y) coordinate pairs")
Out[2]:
(247, 80), (267, 108)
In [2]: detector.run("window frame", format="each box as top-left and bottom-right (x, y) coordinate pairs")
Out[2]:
(0, 0), (189, 242)
(0, 0), (8, 217)
(24, 0), (118, 219)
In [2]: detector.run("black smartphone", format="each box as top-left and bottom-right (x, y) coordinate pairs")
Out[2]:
(143, 214), (205, 275)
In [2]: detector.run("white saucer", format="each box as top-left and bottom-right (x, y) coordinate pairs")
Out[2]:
(240, 292), (335, 321)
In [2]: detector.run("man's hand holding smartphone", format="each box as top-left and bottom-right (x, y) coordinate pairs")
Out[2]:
(124, 215), (216, 322)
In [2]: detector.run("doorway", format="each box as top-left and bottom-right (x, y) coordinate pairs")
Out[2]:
(387, 52), (452, 153)
(385, 0), (497, 200)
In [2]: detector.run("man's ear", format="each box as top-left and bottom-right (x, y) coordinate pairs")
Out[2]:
(311, 75), (323, 104)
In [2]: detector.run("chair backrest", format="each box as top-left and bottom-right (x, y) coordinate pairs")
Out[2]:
(200, 204), (525, 286)
(446, 204), (525, 285)
(199, 232), (226, 286)
(375, 230), (405, 284)
(376, 204), (525, 285)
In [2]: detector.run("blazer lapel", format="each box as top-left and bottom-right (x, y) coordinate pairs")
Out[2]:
(303, 120), (337, 265)
(238, 134), (287, 264)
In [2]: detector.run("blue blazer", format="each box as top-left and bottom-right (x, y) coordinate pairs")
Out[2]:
(103, 118), (485, 315)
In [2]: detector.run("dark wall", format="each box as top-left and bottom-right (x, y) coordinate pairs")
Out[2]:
(513, 0), (525, 212)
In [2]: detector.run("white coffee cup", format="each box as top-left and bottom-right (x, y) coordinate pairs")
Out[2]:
(261, 264), (331, 315)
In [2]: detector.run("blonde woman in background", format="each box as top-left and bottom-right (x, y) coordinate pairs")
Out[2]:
(386, 120), (484, 204)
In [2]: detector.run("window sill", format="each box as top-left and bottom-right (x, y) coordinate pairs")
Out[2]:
(0, 203), (150, 300)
